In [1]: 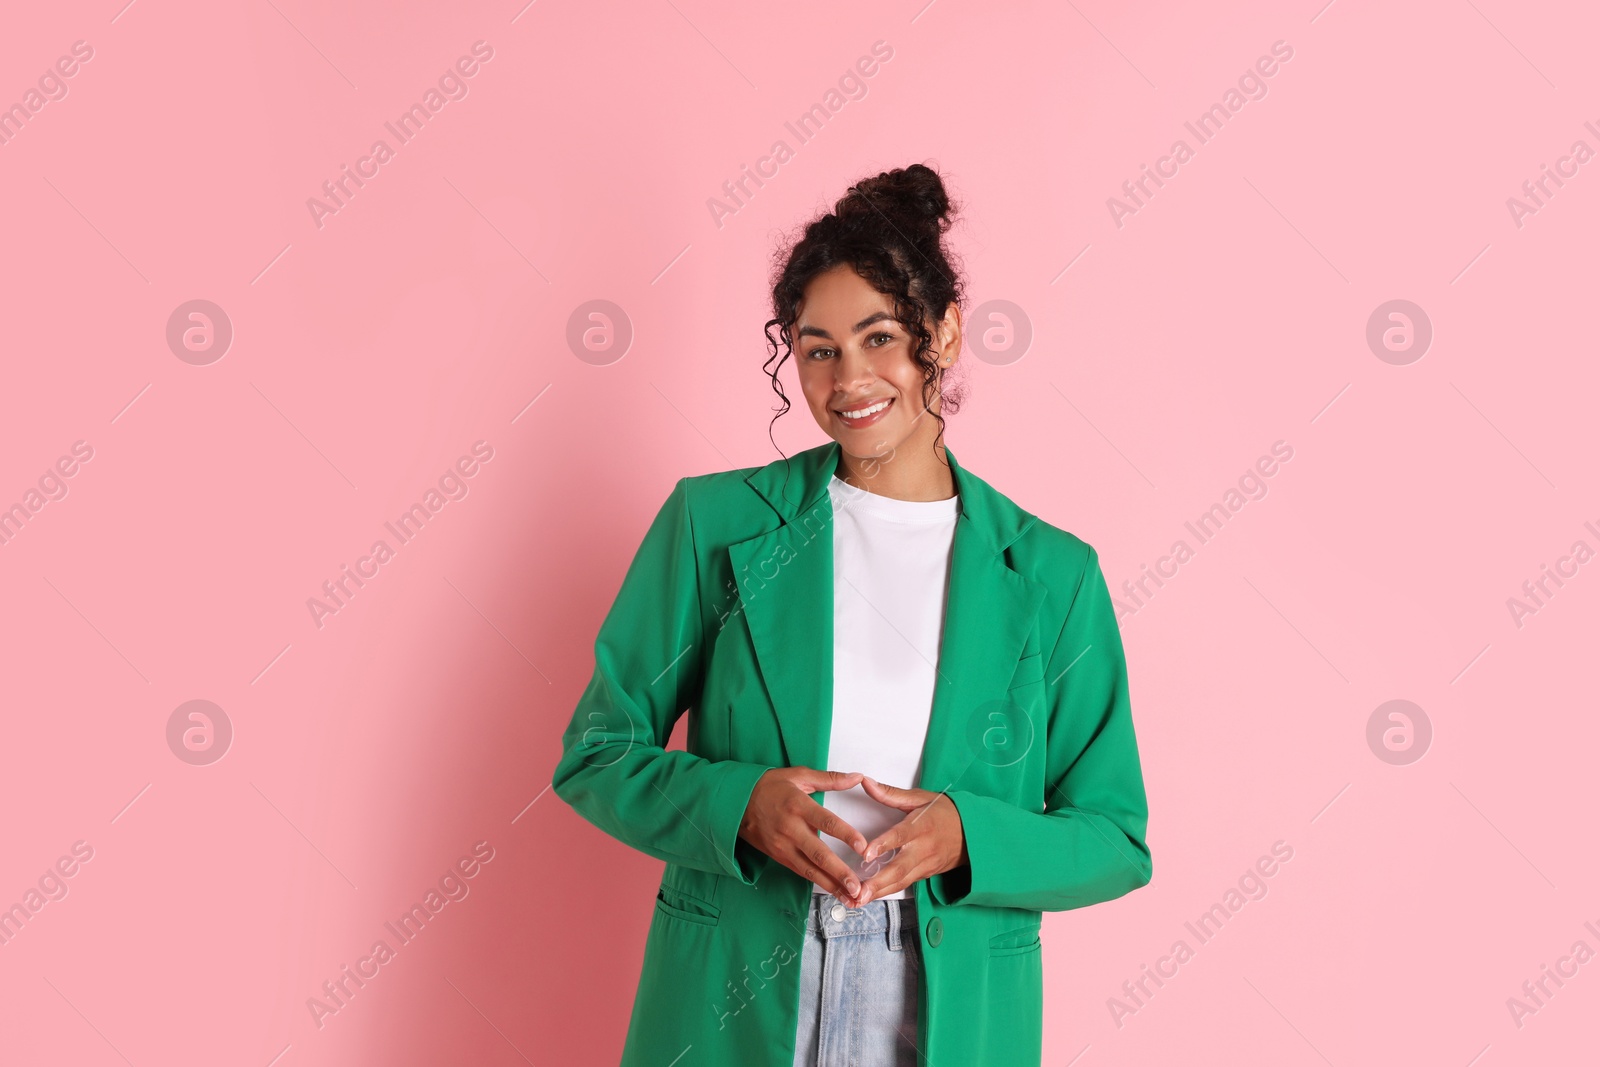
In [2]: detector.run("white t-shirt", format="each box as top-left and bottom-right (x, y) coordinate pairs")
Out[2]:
(814, 473), (961, 897)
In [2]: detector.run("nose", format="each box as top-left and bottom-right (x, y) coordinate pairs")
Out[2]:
(833, 344), (875, 392)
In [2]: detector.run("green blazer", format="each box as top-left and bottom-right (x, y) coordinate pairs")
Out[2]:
(552, 439), (1152, 1066)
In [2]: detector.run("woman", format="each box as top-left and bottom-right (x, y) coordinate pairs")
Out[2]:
(552, 163), (1152, 1066)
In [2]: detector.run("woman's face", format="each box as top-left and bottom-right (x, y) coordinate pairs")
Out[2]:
(793, 264), (961, 463)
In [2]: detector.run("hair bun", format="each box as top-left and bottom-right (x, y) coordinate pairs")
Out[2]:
(837, 163), (954, 235)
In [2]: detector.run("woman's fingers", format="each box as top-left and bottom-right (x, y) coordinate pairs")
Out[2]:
(857, 841), (927, 903)
(790, 767), (864, 794)
(862, 819), (908, 864)
(786, 797), (868, 899)
(801, 802), (868, 858)
(792, 808), (864, 896)
(741, 767), (948, 903)
(787, 834), (862, 900)
(860, 775), (928, 812)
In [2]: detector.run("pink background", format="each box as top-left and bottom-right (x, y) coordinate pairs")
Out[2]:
(2, 1), (1596, 1064)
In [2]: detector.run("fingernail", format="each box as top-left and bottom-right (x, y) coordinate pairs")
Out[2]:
(847, 879), (858, 894)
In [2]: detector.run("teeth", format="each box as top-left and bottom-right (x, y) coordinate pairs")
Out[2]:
(840, 399), (891, 420)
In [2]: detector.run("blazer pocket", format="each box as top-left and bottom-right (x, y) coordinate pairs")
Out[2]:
(655, 884), (721, 927)
(1007, 652), (1045, 691)
(989, 923), (1042, 956)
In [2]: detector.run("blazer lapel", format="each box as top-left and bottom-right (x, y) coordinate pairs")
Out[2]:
(730, 440), (1047, 788)
(918, 502), (1047, 792)
(727, 450), (838, 773)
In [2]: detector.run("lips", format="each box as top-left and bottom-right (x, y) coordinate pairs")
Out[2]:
(833, 396), (894, 429)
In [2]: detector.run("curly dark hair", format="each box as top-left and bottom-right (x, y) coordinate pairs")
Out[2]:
(762, 162), (968, 462)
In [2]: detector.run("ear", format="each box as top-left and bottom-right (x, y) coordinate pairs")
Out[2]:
(937, 302), (961, 366)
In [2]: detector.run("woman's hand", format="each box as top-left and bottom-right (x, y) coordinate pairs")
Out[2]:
(738, 767), (870, 901)
(851, 776), (968, 906)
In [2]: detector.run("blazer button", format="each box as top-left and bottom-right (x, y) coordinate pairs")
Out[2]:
(926, 916), (943, 947)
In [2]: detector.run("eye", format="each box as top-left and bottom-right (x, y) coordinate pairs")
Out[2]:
(868, 330), (895, 346)
(804, 346), (835, 361)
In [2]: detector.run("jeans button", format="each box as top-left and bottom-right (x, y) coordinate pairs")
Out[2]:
(829, 902), (847, 922)
(926, 916), (943, 946)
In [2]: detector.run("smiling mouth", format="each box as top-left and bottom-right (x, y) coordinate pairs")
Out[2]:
(834, 397), (894, 426)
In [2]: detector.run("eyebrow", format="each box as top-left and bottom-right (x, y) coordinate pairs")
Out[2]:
(796, 311), (895, 340)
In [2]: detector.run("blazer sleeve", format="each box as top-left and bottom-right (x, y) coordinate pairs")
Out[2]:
(550, 477), (778, 885)
(927, 545), (1153, 911)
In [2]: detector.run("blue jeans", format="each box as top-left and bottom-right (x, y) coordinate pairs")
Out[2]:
(792, 893), (922, 1067)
